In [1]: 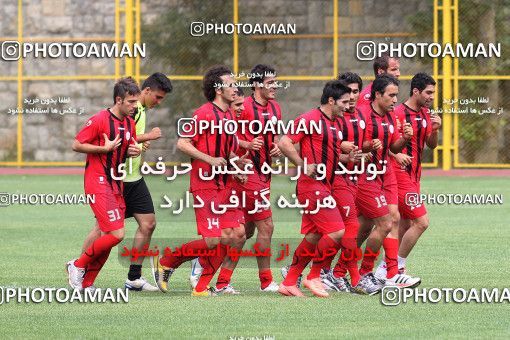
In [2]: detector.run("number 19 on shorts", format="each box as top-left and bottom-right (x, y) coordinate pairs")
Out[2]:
(375, 195), (387, 208)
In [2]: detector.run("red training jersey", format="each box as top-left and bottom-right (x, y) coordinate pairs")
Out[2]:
(392, 103), (433, 183)
(75, 109), (136, 195)
(189, 102), (239, 192)
(356, 81), (373, 113)
(339, 108), (367, 149)
(236, 95), (282, 188)
(287, 108), (343, 194)
(336, 108), (367, 185)
(361, 104), (400, 178)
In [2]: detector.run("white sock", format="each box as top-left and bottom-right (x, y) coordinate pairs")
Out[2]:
(398, 256), (406, 268)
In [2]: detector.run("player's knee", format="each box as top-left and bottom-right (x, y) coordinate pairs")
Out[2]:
(205, 237), (221, 249)
(376, 218), (393, 235)
(233, 227), (247, 243)
(390, 211), (400, 227)
(415, 217), (429, 233)
(140, 219), (156, 235)
(328, 230), (344, 242)
(256, 219), (274, 237)
(111, 228), (125, 241)
(245, 223), (256, 240)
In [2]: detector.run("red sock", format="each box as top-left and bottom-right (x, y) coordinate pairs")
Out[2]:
(384, 238), (399, 278)
(348, 266), (361, 287)
(359, 246), (380, 276)
(82, 248), (111, 288)
(259, 269), (273, 290)
(333, 236), (358, 278)
(282, 238), (316, 286)
(216, 267), (234, 290)
(160, 239), (207, 269)
(75, 234), (121, 268)
(195, 244), (227, 292)
(308, 235), (341, 280)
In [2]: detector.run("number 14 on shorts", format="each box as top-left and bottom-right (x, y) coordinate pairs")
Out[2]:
(207, 218), (219, 230)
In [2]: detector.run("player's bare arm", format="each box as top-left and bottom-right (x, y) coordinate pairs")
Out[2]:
(136, 127), (162, 143)
(127, 142), (142, 158)
(278, 135), (304, 167)
(426, 113), (442, 149)
(339, 146), (363, 164)
(390, 122), (413, 153)
(72, 133), (121, 154)
(238, 136), (264, 151)
(341, 141), (356, 153)
(389, 151), (413, 166)
(362, 138), (382, 152)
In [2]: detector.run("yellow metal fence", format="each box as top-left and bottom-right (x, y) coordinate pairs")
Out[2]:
(0, 0), (508, 169)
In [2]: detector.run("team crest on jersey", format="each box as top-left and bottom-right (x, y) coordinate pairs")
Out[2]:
(338, 131), (343, 140)
(126, 131), (131, 141)
(364, 93), (370, 100)
(389, 125), (394, 133)
(86, 120), (92, 127)
(359, 120), (366, 129)
(422, 120), (427, 128)
(271, 116), (278, 124)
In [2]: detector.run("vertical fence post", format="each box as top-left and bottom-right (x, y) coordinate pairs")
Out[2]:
(16, 0), (23, 167)
(125, 0), (134, 77)
(441, 0), (453, 170)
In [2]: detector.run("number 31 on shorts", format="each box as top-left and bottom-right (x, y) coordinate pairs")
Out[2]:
(107, 209), (121, 222)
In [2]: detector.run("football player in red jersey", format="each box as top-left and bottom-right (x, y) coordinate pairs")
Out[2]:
(66, 77), (141, 291)
(354, 74), (420, 294)
(357, 53), (400, 112)
(277, 80), (361, 297)
(191, 65), (283, 293)
(189, 88), (249, 295)
(151, 66), (250, 296)
(320, 72), (366, 292)
(375, 73), (441, 279)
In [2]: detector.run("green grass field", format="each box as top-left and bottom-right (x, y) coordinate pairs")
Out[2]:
(1, 174), (509, 339)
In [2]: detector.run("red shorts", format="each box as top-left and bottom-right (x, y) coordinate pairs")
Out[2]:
(232, 182), (273, 223)
(396, 177), (427, 220)
(382, 167), (398, 205)
(332, 178), (358, 226)
(193, 189), (244, 238)
(356, 174), (390, 219)
(89, 192), (125, 232)
(298, 190), (344, 235)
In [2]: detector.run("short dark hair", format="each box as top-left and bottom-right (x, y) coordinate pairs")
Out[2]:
(338, 72), (363, 90)
(373, 53), (399, 77)
(113, 77), (140, 104)
(410, 72), (436, 96)
(371, 74), (399, 100)
(320, 80), (352, 105)
(249, 64), (276, 88)
(141, 72), (173, 93)
(236, 87), (244, 97)
(202, 65), (232, 102)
